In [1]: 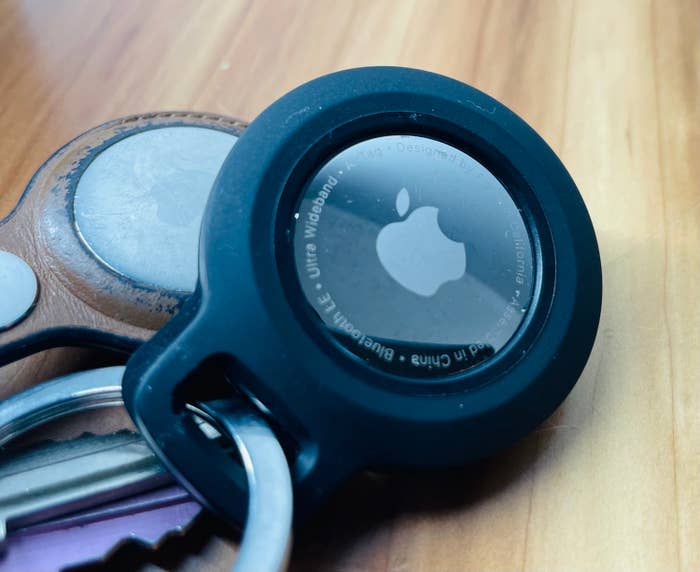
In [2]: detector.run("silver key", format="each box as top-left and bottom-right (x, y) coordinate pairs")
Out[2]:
(0, 366), (294, 572)
(0, 431), (170, 544)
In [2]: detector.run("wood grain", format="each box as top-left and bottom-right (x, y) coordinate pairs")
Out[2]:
(0, 1), (698, 571)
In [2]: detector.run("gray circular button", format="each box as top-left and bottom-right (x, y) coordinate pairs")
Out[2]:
(0, 251), (39, 331)
(73, 126), (237, 292)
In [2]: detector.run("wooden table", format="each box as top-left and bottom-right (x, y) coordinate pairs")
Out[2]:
(1, 1), (698, 570)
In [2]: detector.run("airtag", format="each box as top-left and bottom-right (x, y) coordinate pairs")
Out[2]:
(73, 127), (237, 292)
(292, 135), (534, 377)
(0, 251), (38, 331)
(123, 68), (602, 530)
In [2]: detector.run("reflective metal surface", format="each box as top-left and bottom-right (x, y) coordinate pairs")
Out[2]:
(192, 401), (293, 572)
(0, 366), (293, 572)
(74, 127), (237, 292)
(0, 367), (124, 446)
(0, 251), (38, 331)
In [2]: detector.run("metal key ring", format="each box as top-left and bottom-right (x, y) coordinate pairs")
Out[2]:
(0, 367), (292, 572)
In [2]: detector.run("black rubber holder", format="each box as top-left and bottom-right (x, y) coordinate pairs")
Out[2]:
(123, 67), (602, 526)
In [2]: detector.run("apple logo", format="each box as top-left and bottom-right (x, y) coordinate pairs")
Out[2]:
(376, 187), (466, 297)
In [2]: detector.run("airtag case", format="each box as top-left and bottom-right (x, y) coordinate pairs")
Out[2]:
(0, 112), (245, 365)
(123, 67), (602, 525)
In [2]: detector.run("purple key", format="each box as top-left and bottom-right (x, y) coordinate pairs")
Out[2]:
(0, 486), (201, 572)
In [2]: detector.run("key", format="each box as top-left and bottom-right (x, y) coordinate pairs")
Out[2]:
(0, 486), (201, 572)
(0, 430), (172, 544)
(0, 366), (292, 572)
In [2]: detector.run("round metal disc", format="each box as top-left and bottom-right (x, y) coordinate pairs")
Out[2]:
(73, 126), (237, 292)
(0, 250), (38, 331)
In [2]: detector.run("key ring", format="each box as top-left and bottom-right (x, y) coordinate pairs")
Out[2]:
(0, 367), (123, 446)
(0, 367), (292, 572)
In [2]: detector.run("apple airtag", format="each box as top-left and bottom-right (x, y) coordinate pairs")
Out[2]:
(292, 135), (534, 378)
(123, 68), (602, 530)
(74, 126), (237, 292)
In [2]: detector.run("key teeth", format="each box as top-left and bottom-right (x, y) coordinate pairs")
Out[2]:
(84, 502), (203, 567)
(0, 497), (203, 572)
(0, 429), (139, 457)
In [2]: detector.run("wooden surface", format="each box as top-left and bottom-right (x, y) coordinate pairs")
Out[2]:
(1, 1), (698, 571)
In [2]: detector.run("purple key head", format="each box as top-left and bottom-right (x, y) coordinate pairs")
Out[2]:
(0, 486), (201, 572)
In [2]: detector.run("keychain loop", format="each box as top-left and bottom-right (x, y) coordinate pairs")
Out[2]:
(0, 367), (123, 447)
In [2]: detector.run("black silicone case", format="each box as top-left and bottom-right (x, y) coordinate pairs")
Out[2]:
(123, 67), (602, 525)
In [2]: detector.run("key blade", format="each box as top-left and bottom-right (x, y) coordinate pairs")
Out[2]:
(0, 431), (171, 543)
(0, 486), (201, 572)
